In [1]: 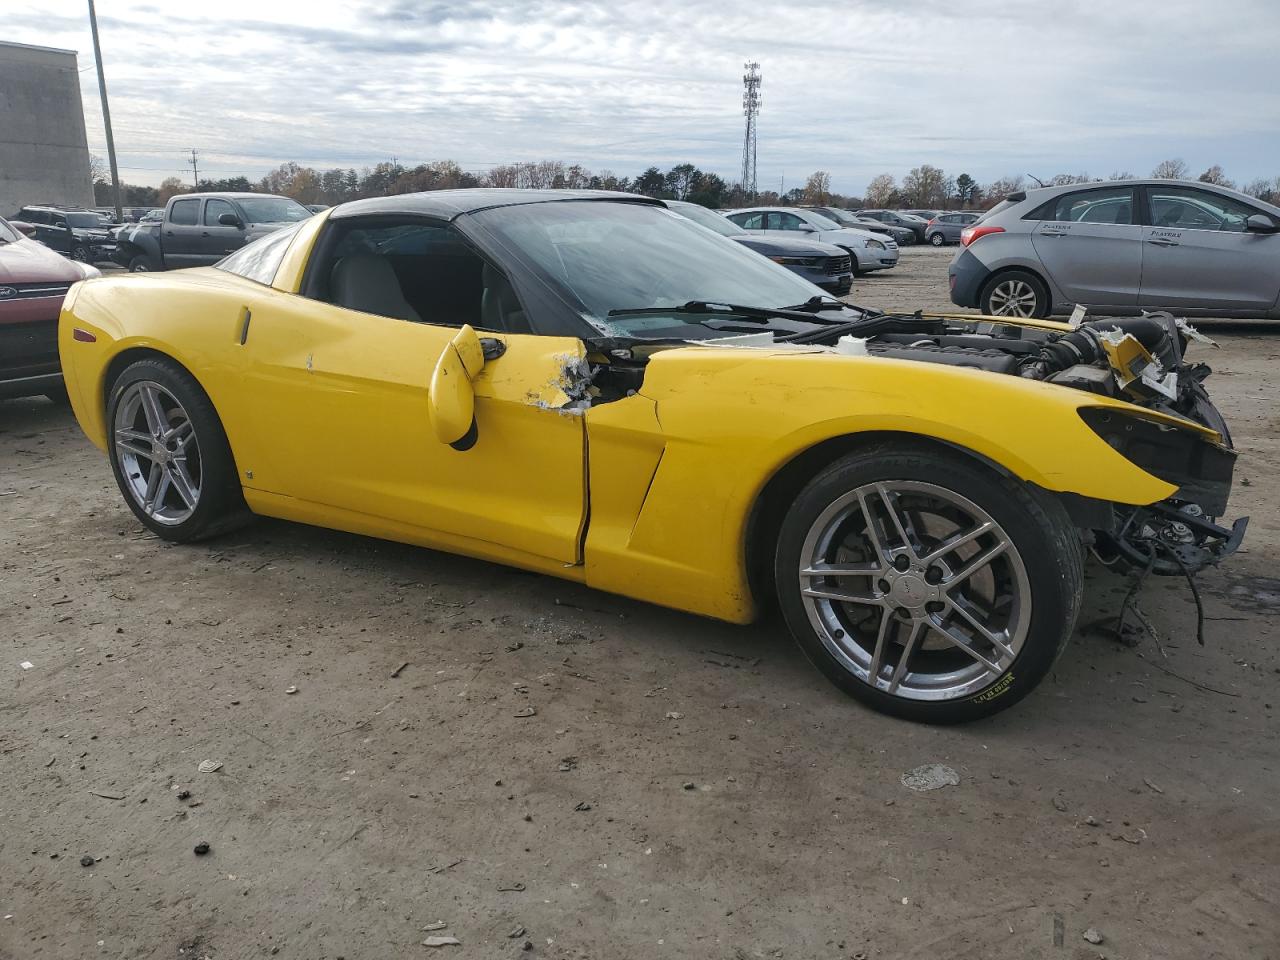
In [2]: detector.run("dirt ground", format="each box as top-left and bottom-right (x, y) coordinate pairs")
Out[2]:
(2, 246), (1278, 960)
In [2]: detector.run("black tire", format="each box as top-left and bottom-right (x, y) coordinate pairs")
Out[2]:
(929, 232), (945, 246)
(773, 441), (1083, 723)
(979, 269), (1050, 319)
(71, 244), (89, 263)
(841, 248), (863, 277)
(106, 358), (250, 542)
(128, 254), (157, 272)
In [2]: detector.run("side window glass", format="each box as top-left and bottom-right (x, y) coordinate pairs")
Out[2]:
(1149, 188), (1253, 232)
(310, 220), (529, 333)
(170, 200), (199, 226)
(204, 198), (237, 226)
(777, 213), (804, 230)
(1045, 188), (1134, 225)
(215, 221), (304, 285)
(727, 212), (762, 229)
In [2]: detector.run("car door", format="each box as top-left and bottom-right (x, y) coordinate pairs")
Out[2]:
(162, 198), (205, 268)
(195, 198), (246, 264)
(229, 217), (588, 565)
(46, 213), (72, 253)
(1138, 184), (1280, 312)
(1027, 185), (1142, 307)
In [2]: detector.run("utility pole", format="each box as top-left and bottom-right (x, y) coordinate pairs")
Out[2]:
(188, 149), (200, 188)
(87, 0), (122, 222)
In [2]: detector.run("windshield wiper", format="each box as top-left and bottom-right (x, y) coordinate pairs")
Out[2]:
(607, 300), (831, 323)
(783, 295), (850, 312)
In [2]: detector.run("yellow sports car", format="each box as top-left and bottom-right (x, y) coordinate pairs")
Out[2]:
(58, 190), (1247, 722)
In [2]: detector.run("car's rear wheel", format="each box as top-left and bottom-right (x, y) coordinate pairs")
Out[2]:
(929, 232), (945, 246)
(106, 358), (250, 542)
(774, 442), (1082, 723)
(980, 270), (1049, 318)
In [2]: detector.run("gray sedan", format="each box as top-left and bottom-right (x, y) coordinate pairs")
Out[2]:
(948, 179), (1280, 318)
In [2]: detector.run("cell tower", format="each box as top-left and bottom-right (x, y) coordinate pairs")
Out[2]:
(740, 61), (761, 198)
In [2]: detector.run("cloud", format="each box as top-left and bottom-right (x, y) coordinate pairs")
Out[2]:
(8, 0), (1279, 190)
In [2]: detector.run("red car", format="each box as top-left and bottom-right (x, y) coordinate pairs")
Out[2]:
(0, 215), (99, 400)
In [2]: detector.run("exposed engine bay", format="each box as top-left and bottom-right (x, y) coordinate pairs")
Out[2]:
(586, 307), (1248, 578)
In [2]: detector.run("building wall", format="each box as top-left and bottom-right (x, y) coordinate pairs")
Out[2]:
(0, 41), (95, 217)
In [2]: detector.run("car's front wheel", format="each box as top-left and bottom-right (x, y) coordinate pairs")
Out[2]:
(929, 232), (945, 246)
(774, 442), (1082, 723)
(107, 358), (250, 542)
(70, 244), (89, 262)
(128, 254), (157, 272)
(980, 270), (1049, 318)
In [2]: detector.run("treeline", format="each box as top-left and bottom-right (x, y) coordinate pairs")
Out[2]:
(93, 156), (1280, 211)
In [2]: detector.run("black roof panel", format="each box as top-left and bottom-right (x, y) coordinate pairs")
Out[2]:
(329, 188), (661, 222)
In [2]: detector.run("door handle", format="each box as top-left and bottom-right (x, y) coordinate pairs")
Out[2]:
(201, 231), (210, 237)
(1145, 238), (1179, 247)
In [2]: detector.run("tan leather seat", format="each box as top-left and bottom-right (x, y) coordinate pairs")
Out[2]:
(331, 255), (422, 323)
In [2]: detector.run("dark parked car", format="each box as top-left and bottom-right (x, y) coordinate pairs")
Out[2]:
(666, 201), (853, 294)
(858, 209), (928, 243)
(904, 209), (940, 221)
(14, 205), (118, 264)
(803, 207), (917, 246)
(925, 211), (980, 246)
(0, 215), (99, 399)
(112, 192), (313, 271)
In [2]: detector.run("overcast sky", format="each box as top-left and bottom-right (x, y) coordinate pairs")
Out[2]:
(10, 0), (1280, 193)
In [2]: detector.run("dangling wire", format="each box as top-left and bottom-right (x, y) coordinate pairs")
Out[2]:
(1115, 540), (1157, 645)
(1162, 545), (1207, 647)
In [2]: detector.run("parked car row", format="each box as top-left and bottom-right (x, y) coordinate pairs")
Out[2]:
(948, 178), (1280, 318)
(723, 207), (899, 275)
(12, 205), (119, 264)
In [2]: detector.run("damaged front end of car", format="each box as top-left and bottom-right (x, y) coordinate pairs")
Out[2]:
(1008, 311), (1248, 577)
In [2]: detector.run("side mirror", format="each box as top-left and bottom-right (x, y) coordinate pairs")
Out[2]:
(11, 220), (35, 237)
(1245, 213), (1279, 233)
(218, 212), (245, 228)
(798, 223), (818, 233)
(428, 324), (508, 450)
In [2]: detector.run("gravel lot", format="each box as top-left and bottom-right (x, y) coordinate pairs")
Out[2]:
(3, 246), (1278, 959)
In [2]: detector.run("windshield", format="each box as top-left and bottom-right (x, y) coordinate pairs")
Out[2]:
(237, 197), (312, 224)
(816, 208), (858, 226)
(472, 200), (825, 337)
(66, 212), (110, 229)
(668, 201), (741, 237)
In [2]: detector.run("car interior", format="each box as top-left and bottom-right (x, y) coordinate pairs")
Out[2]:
(307, 219), (530, 333)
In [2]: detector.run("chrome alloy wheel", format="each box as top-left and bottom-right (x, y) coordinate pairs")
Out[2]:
(113, 380), (202, 525)
(797, 481), (1032, 701)
(987, 278), (1038, 317)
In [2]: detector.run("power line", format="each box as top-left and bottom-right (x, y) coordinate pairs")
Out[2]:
(740, 61), (761, 200)
(187, 149), (200, 187)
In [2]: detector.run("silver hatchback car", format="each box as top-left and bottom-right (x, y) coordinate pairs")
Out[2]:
(948, 179), (1280, 318)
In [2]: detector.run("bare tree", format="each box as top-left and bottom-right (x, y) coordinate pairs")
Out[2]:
(156, 176), (187, 203)
(980, 175), (1026, 208)
(1242, 177), (1279, 202)
(863, 173), (897, 208)
(1151, 158), (1189, 180)
(1197, 165), (1235, 189)
(1107, 171), (1137, 180)
(802, 171), (832, 205)
(901, 164), (947, 207)
(88, 153), (107, 184)
(1050, 173), (1093, 185)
